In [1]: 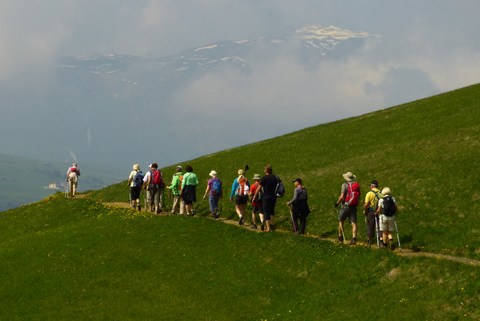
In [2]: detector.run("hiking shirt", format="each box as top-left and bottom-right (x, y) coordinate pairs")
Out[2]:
(250, 182), (262, 207)
(168, 172), (183, 196)
(288, 186), (309, 215)
(365, 188), (381, 211)
(208, 177), (221, 197)
(181, 172), (198, 189)
(260, 175), (279, 200)
(128, 170), (139, 187)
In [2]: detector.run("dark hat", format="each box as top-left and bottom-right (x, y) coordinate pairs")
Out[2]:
(292, 178), (302, 184)
(371, 180), (379, 187)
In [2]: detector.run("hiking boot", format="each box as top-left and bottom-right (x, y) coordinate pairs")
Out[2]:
(251, 224), (257, 230)
(338, 235), (344, 243)
(239, 216), (244, 225)
(137, 205), (141, 211)
(261, 224), (265, 231)
(350, 238), (357, 245)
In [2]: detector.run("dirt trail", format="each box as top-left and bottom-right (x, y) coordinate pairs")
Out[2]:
(98, 199), (480, 267)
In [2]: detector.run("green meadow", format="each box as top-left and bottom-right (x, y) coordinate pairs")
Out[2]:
(1, 84), (480, 320)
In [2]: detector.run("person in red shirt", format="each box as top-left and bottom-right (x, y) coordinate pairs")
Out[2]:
(249, 174), (264, 230)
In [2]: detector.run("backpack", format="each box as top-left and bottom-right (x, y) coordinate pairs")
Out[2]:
(151, 169), (163, 186)
(275, 176), (285, 198)
(382, 195), (396, 217)
(345, 182), (360, 207)
(133, 171), (144, 187)
(236, 177), (249, 196)
(70, 166), (77, 173)
(211, 178), (222, 196)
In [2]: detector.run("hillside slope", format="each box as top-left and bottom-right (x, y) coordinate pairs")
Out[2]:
(92, 83), (480, 258)
(0, 194), (478, 320)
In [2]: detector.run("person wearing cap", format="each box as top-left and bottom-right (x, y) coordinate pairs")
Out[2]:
(375, 187), (398, 249)
(230, 169), (250, 225)
(203, 170), (222, 218)
(287, 178), (310, 235)
(249, 174), (264, 230)
(143, 163), (164, 214)
(127, 164), (143, 211)
(334, 171), (360, 244)
(66, 162), (81, 198)
(181, 165), (199, 215)
(168, 165), (185, 214)
(364, 180), (382, 246)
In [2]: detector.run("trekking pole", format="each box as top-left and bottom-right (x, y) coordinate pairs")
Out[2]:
(364, 214), (368, 245)
(394, 220), (402, 252)
(334, 206), (345, 244)
(288, 204), (297, 233)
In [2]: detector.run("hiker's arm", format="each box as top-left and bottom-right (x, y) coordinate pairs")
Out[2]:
(288, 188), (300, 206)
(335, 192), (345, 207)
(203, 184), (210, 199)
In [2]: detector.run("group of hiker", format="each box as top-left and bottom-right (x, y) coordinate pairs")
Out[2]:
(125, 163), (306, 233)
(66, 162), (398, 247)
(335, 171), (399, 249)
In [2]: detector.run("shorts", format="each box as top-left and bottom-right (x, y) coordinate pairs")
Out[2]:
(130, 186), (141, 200)
(379, 215), (396, 232)
(236, 195), (248, 205)
(182, 185), (197, 205)
(252, 204), (263, 214)
(339, 205), (357, 223)
(263, 198), (276, 221)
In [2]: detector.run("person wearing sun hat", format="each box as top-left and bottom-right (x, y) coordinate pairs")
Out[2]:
(335, 171), (360, 244)
(375, 187), (398, 249)
(127, 163), (143, 211)
(203, 170), (222, 218)
(249, 173), (264, 230)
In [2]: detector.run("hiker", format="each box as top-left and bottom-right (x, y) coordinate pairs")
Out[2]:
(167, 165), (185, 215)
(287, 178), (310, 235)
(203, 170), (222, 218)
(249, 174), (264, 230)
(66, 163), (81, 198)
(144, 163), (164, 214)
(127, 164), (143, 211)
(254, 164), (282, 232)
(375, 187), (398, 249)
(181, 165), (199, 215)
(335, 171), (360, 244)
(364, 180), (382, 246)
(230, 169), (250, 225)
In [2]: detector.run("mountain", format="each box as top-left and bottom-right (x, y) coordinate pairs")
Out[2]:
(0, 25), (373, 170)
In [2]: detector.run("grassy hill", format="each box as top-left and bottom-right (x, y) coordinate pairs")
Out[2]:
(1, 84), (480, 320)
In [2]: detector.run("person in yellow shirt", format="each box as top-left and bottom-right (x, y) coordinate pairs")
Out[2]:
(364, 180), (382, 246)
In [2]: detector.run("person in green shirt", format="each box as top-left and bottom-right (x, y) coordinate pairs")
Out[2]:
(167, 165), (185, 214)
(181, 165), (199, 215)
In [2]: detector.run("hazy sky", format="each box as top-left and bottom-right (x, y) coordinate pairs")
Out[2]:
(1, 0), (479, 86)
(1, 0), (480, 166)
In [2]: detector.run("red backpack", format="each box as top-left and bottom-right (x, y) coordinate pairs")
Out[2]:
(345, 182), (360, 207)
(151, 169), (163, 185)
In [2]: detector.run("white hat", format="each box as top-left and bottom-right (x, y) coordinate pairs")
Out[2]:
(133, 164), (140, 171)
(381, 187), (391, 195)
(342, 172), (356, 182)
(209, 170), (217, 177)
